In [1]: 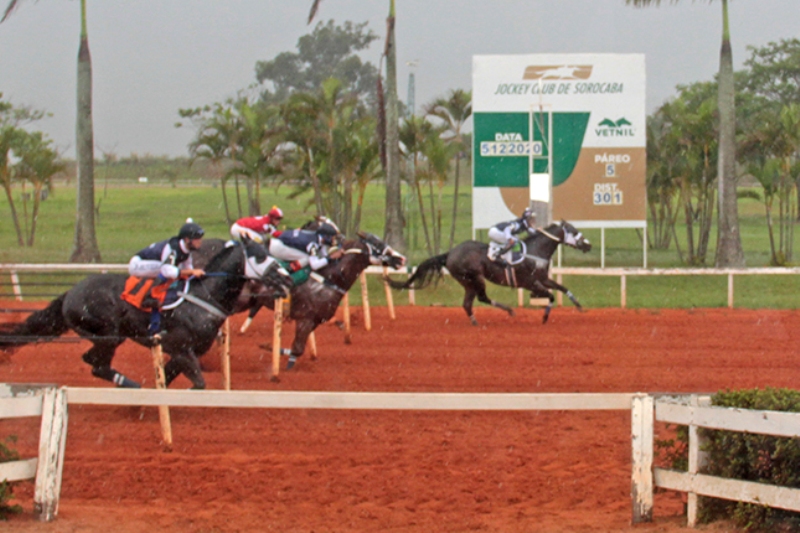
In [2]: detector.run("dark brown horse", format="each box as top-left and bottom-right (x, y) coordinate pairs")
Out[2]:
(195, 232), (406, 370)
(385, 221), (592, 325)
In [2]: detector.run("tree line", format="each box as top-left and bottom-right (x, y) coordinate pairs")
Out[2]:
(648, 38), (800, 266)
(176, 19), (471, 257)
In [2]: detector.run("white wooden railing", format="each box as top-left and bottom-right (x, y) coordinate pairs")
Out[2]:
(5, 263), (800, 309)
(3, 385), (800, 526)
(632, 394), (800, 527)
(0, 384), (68, 522)
(552, 267), (800, 308)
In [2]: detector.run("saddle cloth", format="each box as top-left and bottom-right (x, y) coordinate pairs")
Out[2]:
(120, 277), (171, 311)
(487, 242), (525, 266)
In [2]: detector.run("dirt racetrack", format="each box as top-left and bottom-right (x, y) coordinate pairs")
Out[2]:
(2, 302), (799, 532)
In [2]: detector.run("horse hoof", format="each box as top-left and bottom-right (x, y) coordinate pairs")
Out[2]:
(286, 356), (297, 370)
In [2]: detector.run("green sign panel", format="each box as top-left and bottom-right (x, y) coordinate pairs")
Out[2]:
(473, 111), (590, 188)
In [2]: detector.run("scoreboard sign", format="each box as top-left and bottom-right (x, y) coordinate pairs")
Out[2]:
(472, 53), (646, 230)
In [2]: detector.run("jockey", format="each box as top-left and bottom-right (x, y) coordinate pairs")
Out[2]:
(269, 224), (343, 272)
(487, 208), (538, 264)
(127, 220), (207, 335)
(230, 205), (284, 244)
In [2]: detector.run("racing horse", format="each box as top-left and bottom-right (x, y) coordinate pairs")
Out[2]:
(0, 241), (293, 389)
(194, 216), (343, 333)
(199, 232), (406, 370)
(385, 221), (592, 325)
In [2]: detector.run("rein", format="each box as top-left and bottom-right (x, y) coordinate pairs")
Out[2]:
(537, 228), (561, 242)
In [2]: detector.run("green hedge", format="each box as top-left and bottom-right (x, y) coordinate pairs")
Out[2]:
(0, 437), (22, 520)
(699, 388), (800, 531)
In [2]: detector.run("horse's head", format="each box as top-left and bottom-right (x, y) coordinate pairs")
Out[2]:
(357, 232), (407, 269)
(241, 241), (294, 299)
(559, 221), (592, 253)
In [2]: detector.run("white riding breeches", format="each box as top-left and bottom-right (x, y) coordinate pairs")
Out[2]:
(230, 223), (264, 244)
(488, 227), (514, 245)
(269, 239), (309, 267)
(128, 256), (178, 279)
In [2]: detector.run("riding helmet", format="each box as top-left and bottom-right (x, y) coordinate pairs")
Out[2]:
(268, 206), (284, 220)
(317, 223), (338, 245)
(178, 222), (205, 240)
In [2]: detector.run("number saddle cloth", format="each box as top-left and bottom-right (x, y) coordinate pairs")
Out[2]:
(121, 277), (187, 311)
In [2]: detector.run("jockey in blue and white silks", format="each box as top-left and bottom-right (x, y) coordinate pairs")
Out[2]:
(127, 221), (207, 336)
(128, 221), (206, 281)
(269, 225), (343, 271)
(487, 208), (538, 264)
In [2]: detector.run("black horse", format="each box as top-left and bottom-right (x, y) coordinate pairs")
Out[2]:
(199, 232), (406, 370)
(385, 221), (592, 325)
(0, 241), (293, 389)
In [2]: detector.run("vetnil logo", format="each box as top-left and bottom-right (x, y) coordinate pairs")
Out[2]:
(595, 118), (634, 137)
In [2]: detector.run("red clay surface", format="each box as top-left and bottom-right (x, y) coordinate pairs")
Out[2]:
(3, 302), (798, 532)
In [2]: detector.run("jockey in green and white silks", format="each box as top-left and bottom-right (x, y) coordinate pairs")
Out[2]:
(487, 208), (538, 265)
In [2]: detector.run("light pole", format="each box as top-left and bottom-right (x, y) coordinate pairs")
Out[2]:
(405, 60), (419, 249)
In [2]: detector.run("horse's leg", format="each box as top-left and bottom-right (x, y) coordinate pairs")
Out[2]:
(164, 349), (206, 389)
(530, 281), (556, 325)
(81, 341), (140, 388)
(472, 276), (515, 319)
(540, 278), (583, 310)
(461, 286), (480, 326)
(286, 319), (316, 370)
(240, 305), (261, 334)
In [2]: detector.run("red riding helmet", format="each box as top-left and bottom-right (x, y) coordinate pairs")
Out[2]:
(268, 206), (284, 221)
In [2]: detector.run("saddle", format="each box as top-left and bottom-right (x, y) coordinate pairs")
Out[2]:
(276, 260), (311, 286)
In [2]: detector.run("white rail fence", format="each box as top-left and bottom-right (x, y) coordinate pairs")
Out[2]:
(4, 264), (800, 309)
(0, 384), (68, 521)
(3, 386), (800, 526)
(631, 393), (800, 527)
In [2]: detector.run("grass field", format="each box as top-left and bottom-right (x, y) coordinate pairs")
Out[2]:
(0, 179), (798, 309)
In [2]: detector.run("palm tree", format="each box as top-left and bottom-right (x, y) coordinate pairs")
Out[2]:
(627, 0), (744, 267)
(3, 0), (102, 262)
(425, 89), (472, 249)
(308, 0), (405, 250)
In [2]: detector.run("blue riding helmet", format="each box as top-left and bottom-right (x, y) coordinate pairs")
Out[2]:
(316, 224), (339, 246)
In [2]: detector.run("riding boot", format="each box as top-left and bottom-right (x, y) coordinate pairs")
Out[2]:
(494, 242), (514, 266)
(148, 308), (162, 336)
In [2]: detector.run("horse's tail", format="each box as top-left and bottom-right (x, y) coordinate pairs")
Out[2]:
(385, 253), (448, 291)
(0, 293), (69, 351)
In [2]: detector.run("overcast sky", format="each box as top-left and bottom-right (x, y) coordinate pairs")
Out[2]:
(0, 0), (797, 159)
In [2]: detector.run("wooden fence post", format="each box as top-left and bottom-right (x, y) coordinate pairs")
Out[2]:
(383, 266), (395, 320)
(687, 394), (711, 527)
(631, 393), (654, 524)
(33, 387), (68, 522)
(151, 341), (173, 448)
(219, 319), (231, 390)
(11, 270), (22, 301)
(342, 292), (352, 344)
(271, 298), (284, 381)
(360, 271), (371, 331)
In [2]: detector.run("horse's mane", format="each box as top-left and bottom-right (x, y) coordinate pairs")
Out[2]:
(203, 243), (238, 273)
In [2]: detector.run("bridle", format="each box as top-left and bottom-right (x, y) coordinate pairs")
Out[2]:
(175, 244), (290, 318)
